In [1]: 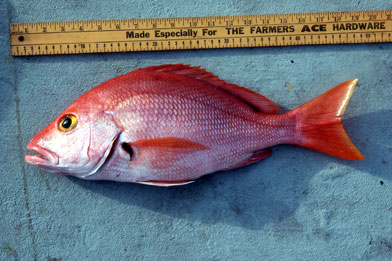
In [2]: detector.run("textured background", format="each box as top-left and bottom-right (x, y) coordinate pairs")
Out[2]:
(1, 0), (392, 260)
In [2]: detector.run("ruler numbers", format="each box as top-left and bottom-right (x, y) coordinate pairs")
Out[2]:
(10, 10), (392, 56)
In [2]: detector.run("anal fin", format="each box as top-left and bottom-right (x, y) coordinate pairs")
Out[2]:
(223, 148), (271, 171)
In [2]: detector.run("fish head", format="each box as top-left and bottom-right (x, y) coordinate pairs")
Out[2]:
(25, 100), (122, 178)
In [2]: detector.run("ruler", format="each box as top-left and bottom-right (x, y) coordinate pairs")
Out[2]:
(10, 10), (392, 56)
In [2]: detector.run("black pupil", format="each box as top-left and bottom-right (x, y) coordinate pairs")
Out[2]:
(62, 118), (72, 129)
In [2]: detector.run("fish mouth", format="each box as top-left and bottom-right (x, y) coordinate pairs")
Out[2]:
(25, 143), (59, 167)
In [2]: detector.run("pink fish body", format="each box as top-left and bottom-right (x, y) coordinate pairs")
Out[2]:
(25, 64), (364, 186)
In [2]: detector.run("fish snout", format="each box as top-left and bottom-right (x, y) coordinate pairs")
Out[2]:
(25, 142), (59, 166)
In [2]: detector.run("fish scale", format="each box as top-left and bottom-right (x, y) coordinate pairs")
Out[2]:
(92, 70), (295, 182)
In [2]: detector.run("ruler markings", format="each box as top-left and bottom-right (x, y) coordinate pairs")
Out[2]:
(10, 19), (390, 29)
(10, 31), (388, 46)
(10, 10), (392, 56)
(10, 18), (391, 35)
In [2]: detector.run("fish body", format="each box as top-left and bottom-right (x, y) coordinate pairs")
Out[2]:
(25, 64), (364, 186)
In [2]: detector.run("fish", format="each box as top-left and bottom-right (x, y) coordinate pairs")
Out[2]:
(25, 64), (364, 186)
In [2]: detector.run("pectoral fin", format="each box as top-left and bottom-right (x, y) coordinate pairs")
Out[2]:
(132, 137), (210, 151)
(125, 137), (210, 169)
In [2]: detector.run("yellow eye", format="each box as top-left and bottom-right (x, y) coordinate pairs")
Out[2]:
(59, 115), (78, 132)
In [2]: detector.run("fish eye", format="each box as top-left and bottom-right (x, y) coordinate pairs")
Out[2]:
(59, 115), (78, 132)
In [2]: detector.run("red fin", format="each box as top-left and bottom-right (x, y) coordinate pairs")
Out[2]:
(293, 79), (364, 160)
(223, 148), (271, 171)
(136, 64), (281, 113)
(138, 180), (194, 187)
(129, 137), (210, 169)
(133, 137), (210, 151)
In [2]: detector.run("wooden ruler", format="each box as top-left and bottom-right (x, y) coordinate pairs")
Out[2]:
(10, 10), (392, 56)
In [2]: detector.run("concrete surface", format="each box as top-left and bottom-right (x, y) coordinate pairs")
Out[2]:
(1, 0), (392, 260)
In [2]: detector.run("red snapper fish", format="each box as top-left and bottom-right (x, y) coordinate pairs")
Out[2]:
(25, 64), (364, 186)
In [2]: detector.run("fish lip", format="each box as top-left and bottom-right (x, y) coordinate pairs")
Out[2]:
(25, 144), (59, 166)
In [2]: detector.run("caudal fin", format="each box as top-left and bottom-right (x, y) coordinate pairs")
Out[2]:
(292, 79), (364, 160)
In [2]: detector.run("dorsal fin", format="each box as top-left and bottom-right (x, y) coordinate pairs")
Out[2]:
(135, 64), (282, 113)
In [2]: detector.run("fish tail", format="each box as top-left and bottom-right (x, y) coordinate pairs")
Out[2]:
(291, 79), (364, 160)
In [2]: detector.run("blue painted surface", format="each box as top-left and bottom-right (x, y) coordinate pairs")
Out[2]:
(1, 0), (392, 260)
